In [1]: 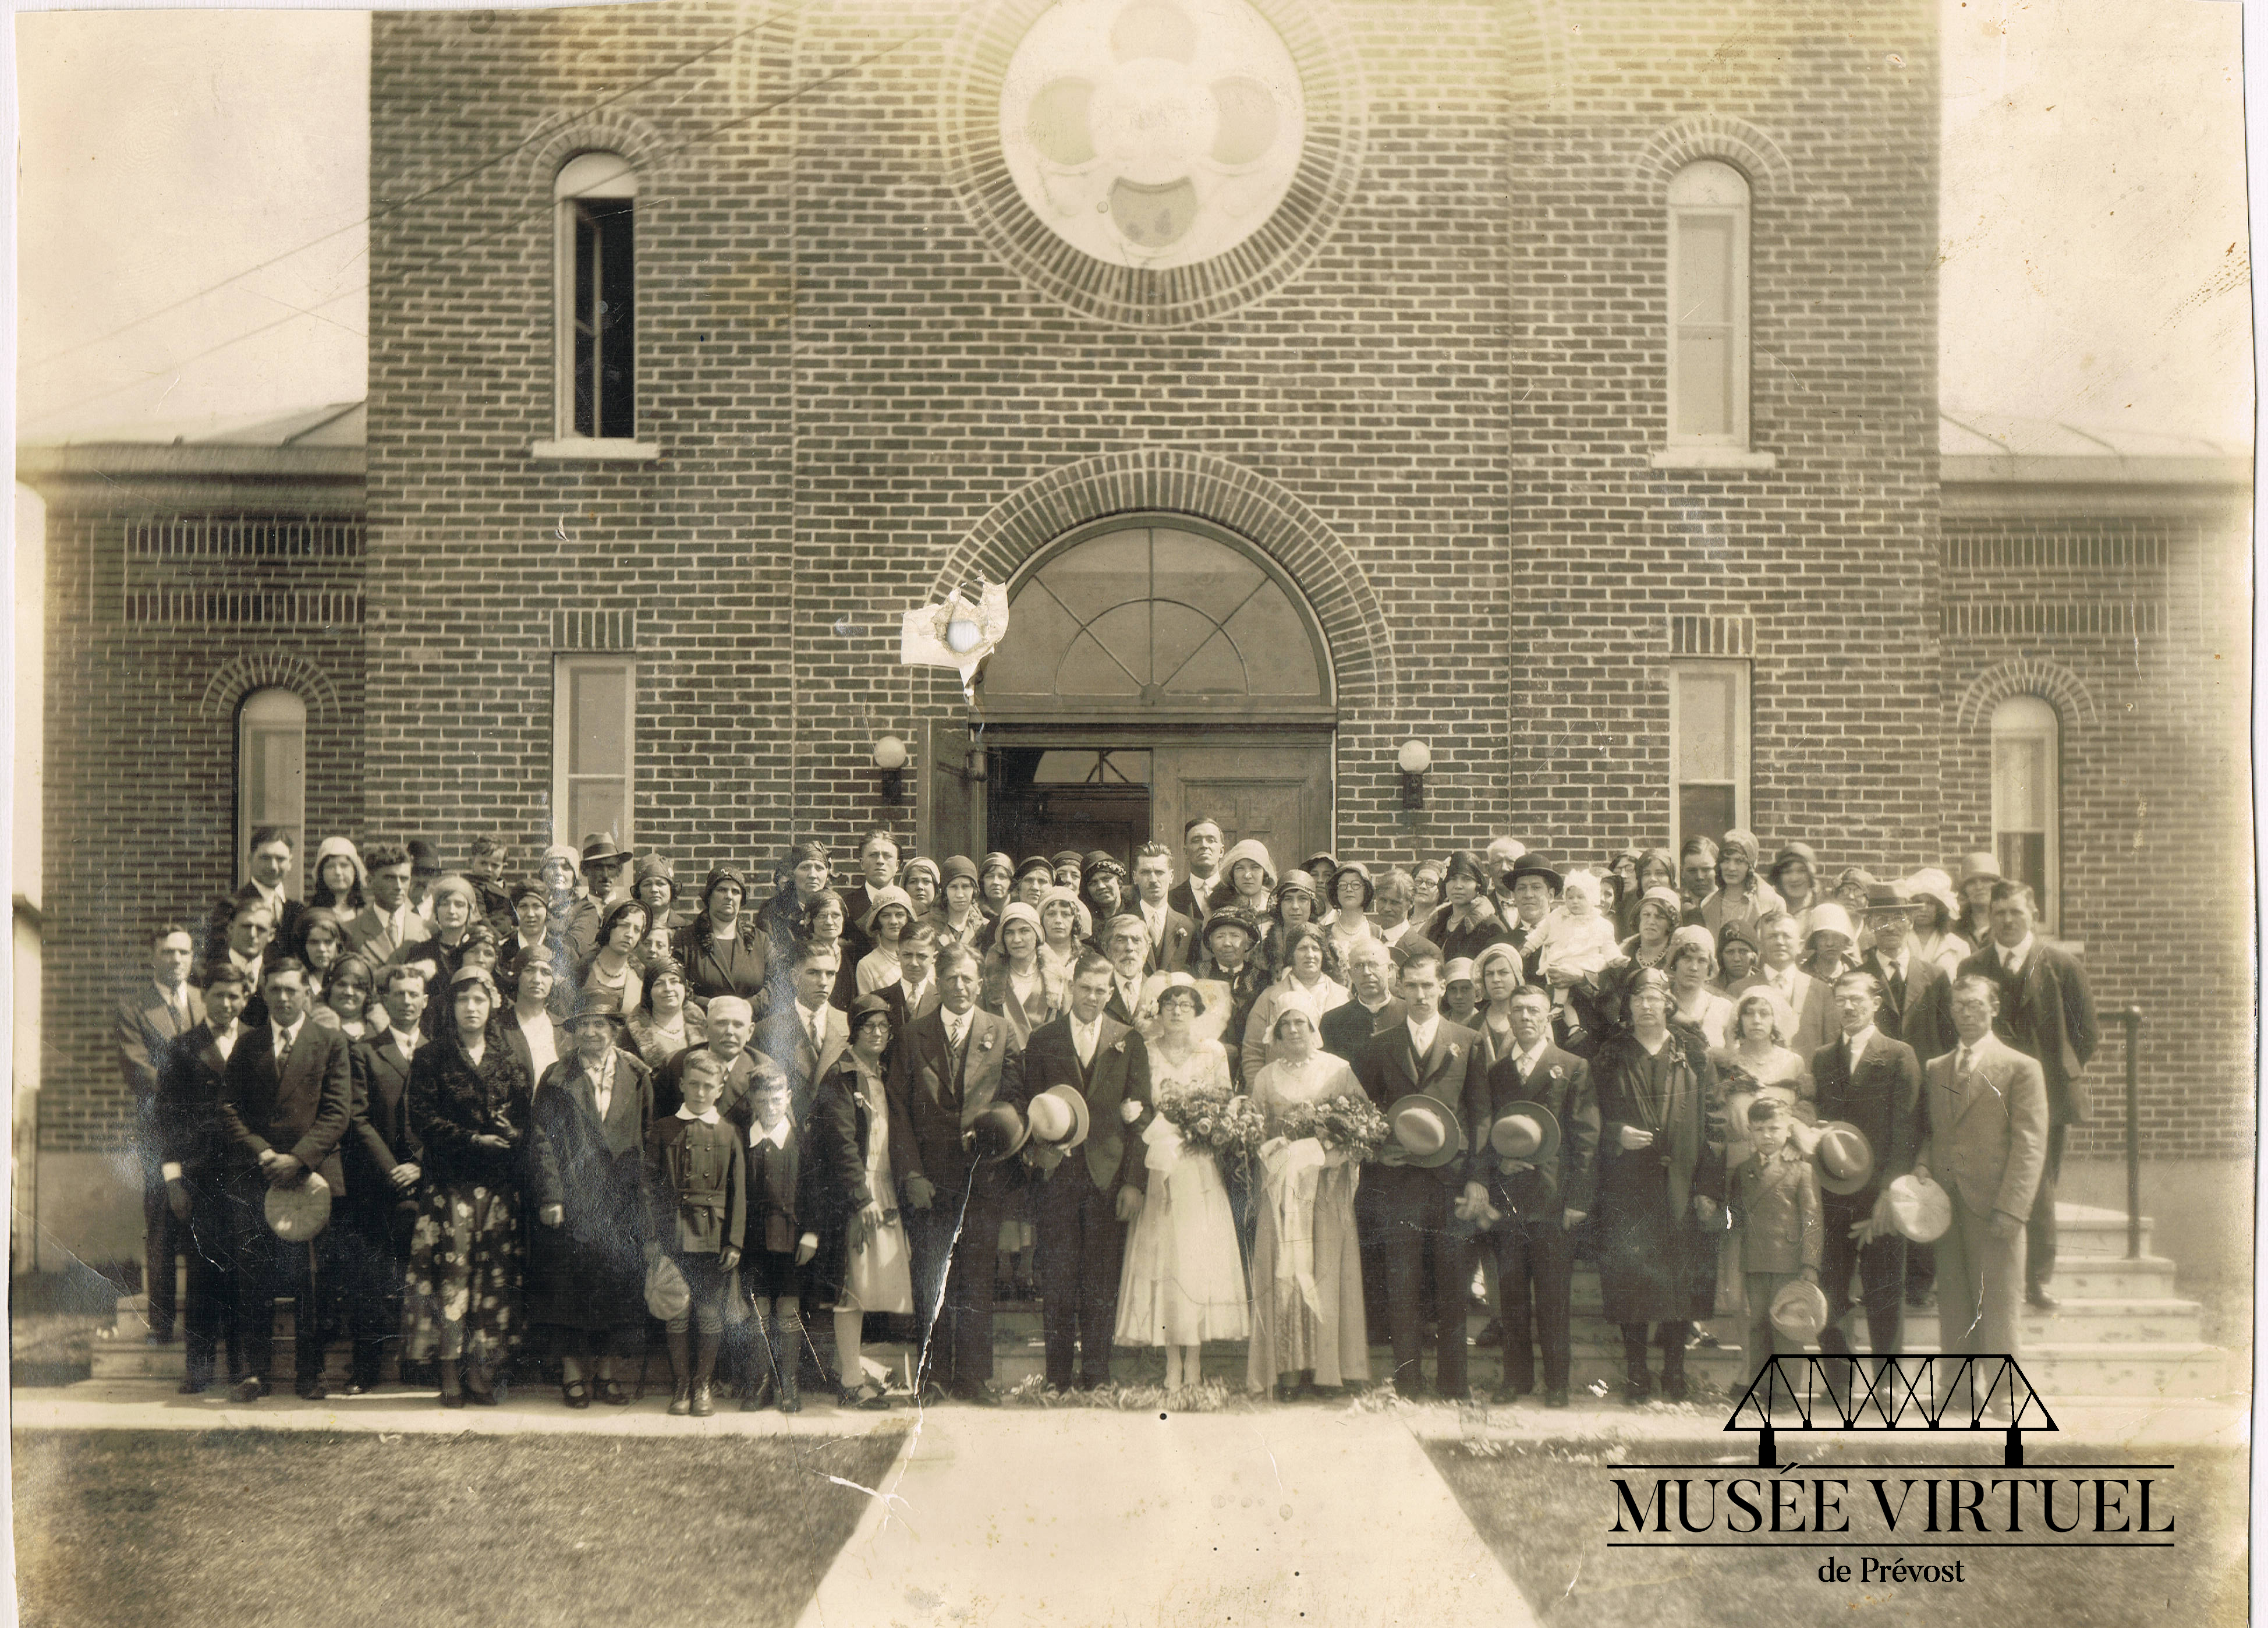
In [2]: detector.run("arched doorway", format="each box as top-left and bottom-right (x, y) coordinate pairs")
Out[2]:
(927, 517), (1337, 872)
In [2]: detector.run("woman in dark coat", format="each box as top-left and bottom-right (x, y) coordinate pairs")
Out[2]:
(527, 993), (655, 1407)
(1589, 967), (1725, 1405)
(807, 995), (915, 1409)
(674, 864), (769, 1008)
(403, 966), (532, 1407)
(1420, 850), (1513, 966)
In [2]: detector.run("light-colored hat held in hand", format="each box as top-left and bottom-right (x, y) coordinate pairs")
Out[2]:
(1813, 1121), (1876, 1195)
(1026, 1084), (1090, 1153)
(1770, 1277), (1830, 1342)
(1387, 1095), (1465, 1170)
(264, 1170), (332, 1242)
(1490, 1102), (1561, 1167)
(1884, 1172), (1953, 1243)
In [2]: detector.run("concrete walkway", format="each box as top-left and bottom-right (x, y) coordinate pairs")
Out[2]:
(796, 1404), (1530, 1628)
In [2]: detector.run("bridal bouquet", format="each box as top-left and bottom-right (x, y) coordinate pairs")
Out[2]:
(1274, 1095), (1391, 1162)
(1156, 1082), (1269, 1163)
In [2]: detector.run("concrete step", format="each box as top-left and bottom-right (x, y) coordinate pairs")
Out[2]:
(2051, 1202), (2156, 1259)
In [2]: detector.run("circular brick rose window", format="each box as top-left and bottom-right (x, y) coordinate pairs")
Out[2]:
(943, 0), (1364, 327)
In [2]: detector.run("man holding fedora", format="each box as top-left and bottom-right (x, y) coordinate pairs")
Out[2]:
(1463, 982), (1595, 1407)
(1019, 953), (1152, 1391)
(887, 943), (1029, 1403)
(216, 956), (353, 1402)
(1809, 971), (1925, 1399)
(1353, 946), (1479, 1400)
(1915, 976), (2048, 1398)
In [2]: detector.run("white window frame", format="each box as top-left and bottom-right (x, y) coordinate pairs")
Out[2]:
(1990, 694), (2061, 932)
(553, 654), (637, 851)
(538, 153), (658, 461)
(1655, 160), (1773, 472)
(1667, 659), (1750, 857)
(237, 686), (307, 894)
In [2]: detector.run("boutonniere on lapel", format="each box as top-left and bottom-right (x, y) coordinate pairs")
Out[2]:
(1111, 1038), (1127, 1054)
(1548, 1065), (1565, 1082)
(977, 1030), (995, 1053)
(1447, 1043), (1462, 1060)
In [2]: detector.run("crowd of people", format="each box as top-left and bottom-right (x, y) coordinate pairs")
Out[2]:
(116, 819), (2097, 1413)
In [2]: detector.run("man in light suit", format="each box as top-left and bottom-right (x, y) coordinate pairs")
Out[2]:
(1916, 976), (2048, 1402)
(888, 944), (1026, 1402)
(756, 943), (848, 1131)
(1734, 911), (1834, 1059)
(1019, 953), (1152, 1391)
(1353, 947), (1480, 1399)
(1166, 816), (1225, 924)
(217, 957), (353, 1402)
(1131, 843), (1197, 975)
(118, 923), (204, 1343)
(1958, 882), (2098, 1311)
(342, 844), (433, 965)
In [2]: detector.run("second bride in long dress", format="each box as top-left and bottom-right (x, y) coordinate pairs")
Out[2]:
(1115, 974), (1250, 1392)
(1245, 996), (1370, 1398)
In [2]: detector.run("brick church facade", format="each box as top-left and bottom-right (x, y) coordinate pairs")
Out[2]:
(21, 1), (2252, 1271)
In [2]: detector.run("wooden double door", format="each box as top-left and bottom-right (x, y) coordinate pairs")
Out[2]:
(922, 724), (1333, 875)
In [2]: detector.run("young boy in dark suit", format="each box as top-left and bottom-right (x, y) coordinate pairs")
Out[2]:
(738, 1069), (818, 1413)
(644, 1050), (746, 1417)
(1733, 1101), (1822, 1389)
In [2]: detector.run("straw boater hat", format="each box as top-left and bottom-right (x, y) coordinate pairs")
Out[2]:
(1770, 1278), (1830, 1342)
(1490, 1102), (1561, 1168)
(1025, 1085), (1090, 1154)
(1884, 1172), (1954, 1243)
(264, 1170), (332, 1242)
(1812, 1121), (1877, 1195)
(1387, 1095), (1465, 1169)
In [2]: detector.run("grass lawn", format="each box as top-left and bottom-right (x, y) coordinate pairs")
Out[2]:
(1429, 1438), (2248, 1628)
(14, 1427), (906, 1628)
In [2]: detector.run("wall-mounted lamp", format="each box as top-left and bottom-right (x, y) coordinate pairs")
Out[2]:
(1397, 738), (1431, 811)
(874, 734), (909, 805)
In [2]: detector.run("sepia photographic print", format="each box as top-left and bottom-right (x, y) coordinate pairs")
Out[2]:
(6, 1), (2257, 1624)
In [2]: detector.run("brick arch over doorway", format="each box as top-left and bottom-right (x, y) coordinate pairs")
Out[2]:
(925, 448), (1399, 718)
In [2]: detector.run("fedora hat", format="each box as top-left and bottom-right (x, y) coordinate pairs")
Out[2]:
(579, 831), (631, 867)
(565, 989), (629, 1031)
(1026, 1084), (1091, 1153)
(966, 1100), (1030, 1164)
(1490, 1102), (1560, 1167)
(264, 1170), (332, 1241)
(1770, 1277), (1830, 1343)
(1387, 1094), (1465, 1169)
(1813, 1121), (1877, 1195)
(1884, 1173), (1954, 1243)
(1862, 882), (1908, 914)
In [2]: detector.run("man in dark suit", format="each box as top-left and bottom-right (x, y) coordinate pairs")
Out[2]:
(835, 828), (901, 974)
(1861, 886), (1955, 1066)
(879, 925), (941, 1038)
(199, 897), (279, 1031)
(117, 923), (204, 1343)
(1099, 914), (1151, 1028)
(657, 995), (785, 1127)
(1463, 983), (1596, 1407)
(888, 944), (1026, 1403)
(756, 944), (850, 1131)
(1019, 953), (1151, 1390)
(1166, 816), (1225, 925)
(1353, 946), (1480, 1399)
(217, 956), (353, 1402)
(1499, 855), (1564, 985)
(157, 964), (249, 1392)
(1809, 972), (1925, 1394)
(1130, 843), (1196, 975)
(201, 825), (304, 974)
(1958, 881), (2098, 1311)
(1321, 940), (1405, 1061)
(341, 964), (427, 1393)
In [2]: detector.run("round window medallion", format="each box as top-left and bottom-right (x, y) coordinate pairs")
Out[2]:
(944, 0), (1363, 327)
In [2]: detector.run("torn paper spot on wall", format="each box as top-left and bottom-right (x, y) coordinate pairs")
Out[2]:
(901, 582), (1010, 702)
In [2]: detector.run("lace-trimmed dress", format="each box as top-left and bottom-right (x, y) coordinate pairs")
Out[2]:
(1114, 1039), (1251, 1348)
(1244, 1053), (1370, 1389)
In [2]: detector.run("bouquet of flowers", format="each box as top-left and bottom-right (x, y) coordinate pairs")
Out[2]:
(1156, 1082), (1270, 1163)
(1274, 1095), (1391, 1162)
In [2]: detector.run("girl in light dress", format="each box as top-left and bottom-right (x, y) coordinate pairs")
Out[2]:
(1115, 975), (1251, 1391)
(854, 886), (916, 995)
(1245, 996), (1369, 1397)
(1035, 887), (1092, 983)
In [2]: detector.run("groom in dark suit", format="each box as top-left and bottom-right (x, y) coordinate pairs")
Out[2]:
(888, 944), (1026, 1402)
(217, 957), (353, 1402)
(1463, 983), (1596, 1407)
(1019, 952), (1152, 1390)
(1354, 946), (1479, 1399)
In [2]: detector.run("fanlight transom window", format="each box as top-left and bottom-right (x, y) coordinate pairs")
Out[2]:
(984, 523), (1328, 712)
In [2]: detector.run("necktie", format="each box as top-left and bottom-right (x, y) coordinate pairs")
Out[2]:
(806, 1008), (822, 1056)
(277, 1027), (294, 1069)
(1955, 1046), (1972, 1081)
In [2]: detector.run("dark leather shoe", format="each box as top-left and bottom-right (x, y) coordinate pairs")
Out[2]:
(178, 1378), (211, 1396)
(295, 1381), (328, 1403)
(2026, 1287), (2061, 1312)
(1623, 1372), (1652, 1406)
(690, 1383), (715, 1418)
(233, 1376), (266, 1404)
(594, 1378), (631, 1406)
(1906, 1289), (1936, 1311)
(1543, 1388), (1570, 1409)
(950, 1382), (1001, 1407)
(1489, 1385), (1528, 1405)
(1660, 1371), (1689, 1404)
(562, 1381), (592, 1409)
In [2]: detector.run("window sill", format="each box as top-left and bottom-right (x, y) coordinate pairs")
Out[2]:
(1649, 447), (1778, 473)
(531, 438), (662, 463)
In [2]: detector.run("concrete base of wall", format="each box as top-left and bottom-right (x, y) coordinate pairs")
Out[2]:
(2060, 1156), (2255, 1289)
(31, 1150), (144, 1277)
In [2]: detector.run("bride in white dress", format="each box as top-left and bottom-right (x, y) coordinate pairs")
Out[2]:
(1115, 974), (1250, 1391)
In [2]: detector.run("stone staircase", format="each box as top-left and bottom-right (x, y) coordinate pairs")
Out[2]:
(87, 1202), (2236, 1403)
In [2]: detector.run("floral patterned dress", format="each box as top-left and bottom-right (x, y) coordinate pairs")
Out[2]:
(1115, 1039), (1251, 1348)
(403, 1028), (531, 1364)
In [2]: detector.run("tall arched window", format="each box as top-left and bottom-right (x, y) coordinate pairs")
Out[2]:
(555, 151), (637, 443)
(1991, 695), (2060, 929)
(237, 687), (306, 892)
(1667, 160), (1752, 450)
